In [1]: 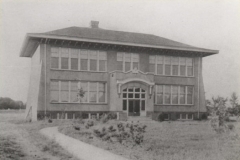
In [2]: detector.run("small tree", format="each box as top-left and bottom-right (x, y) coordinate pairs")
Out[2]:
(229, 92), (239, 116)
(77, 87), (85, 103)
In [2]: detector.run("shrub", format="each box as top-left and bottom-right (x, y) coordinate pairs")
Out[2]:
(107, 112), (117, 119)
(157, 113), (165, 122)
(85, 120), (94, 129)
(201, 113), (208, 120)
(227, 124), (235, 130)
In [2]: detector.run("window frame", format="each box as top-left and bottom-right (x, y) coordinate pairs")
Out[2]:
(117, 52), (139, 72)
(50, 80), (107, 104)
(50, 47), (107, 72)
(149, 55), (194, 77)
(155, 85), (194, 105)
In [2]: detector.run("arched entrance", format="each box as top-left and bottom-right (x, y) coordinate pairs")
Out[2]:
(122, 86), (146, 116)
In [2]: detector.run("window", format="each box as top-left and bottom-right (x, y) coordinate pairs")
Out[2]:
(98, 83), (106, 102)
(179, 86), (185, 104)
(186, 58), (193, 76)
(149, 56), (155, 73)
(80, 82), (88, 102)
(155, 85), (194, 105)
(124, 53), (131, 72)
(117, 52), (139, 72)
(50, 80), (107, 103)
(164, 85), (171, 104)
(157, 56), (164, 75)
(117, 53), (124, 71)
(171, 57), (179, 76)
(149, 55), (193, 77)
(187, 86), (193, 104)
(50, 47), (107, 72)
(61, 48), (69, 69)
(99, 52), (107, 71)
(156, 85), (163, 104)
(164, 57), (171, 75)
(132, 54), (139, 70)
(50, 81), (59, 102)
(51, 47), (59, 69)
(89, 82), (97, 102)
(70, 81), (78, 102)
(61, 81), (69, 102)
(172, 86), (178, 104)
(179, 57), (186, 76)
(71, 49), (78, 70)
(89, 51), (97, 71)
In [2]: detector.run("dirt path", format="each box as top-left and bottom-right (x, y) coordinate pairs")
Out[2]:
(0, 121), (60, 160)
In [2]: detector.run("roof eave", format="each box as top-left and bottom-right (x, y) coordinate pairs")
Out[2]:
(19, 34), (39, 57)
(21, 33), (219, 57)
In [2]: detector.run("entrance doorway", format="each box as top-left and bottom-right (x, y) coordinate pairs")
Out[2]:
(122, 87), (146, 116)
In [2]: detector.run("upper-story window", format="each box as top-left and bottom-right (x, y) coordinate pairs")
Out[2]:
(50, 47), (107, 72)
(149, 55), (194, 77)
(117, 52), (139, 72)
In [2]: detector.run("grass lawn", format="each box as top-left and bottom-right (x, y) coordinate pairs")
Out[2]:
(59, 119), (240, 160)
(0, 111), (79, 160)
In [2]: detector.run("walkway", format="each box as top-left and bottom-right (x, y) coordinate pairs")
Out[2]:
(40, 127), (129, 160)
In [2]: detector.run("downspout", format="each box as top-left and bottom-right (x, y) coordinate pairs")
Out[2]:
(197, 56), (201, 119)
(44, 43), (47, 119)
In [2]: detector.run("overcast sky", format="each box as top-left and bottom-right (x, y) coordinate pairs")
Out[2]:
(0, 0), (239, 103)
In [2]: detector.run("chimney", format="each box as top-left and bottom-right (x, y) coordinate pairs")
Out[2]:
(90, 21), (99, 29)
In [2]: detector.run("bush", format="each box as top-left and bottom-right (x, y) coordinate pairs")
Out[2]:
(85, 120), (94, 129)
(201, 113), (208, 120)
(227, 124), (235, 130)
(157, 113), (165, 122)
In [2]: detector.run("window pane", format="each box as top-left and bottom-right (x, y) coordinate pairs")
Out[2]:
(165, 65), (171, 75)
(50, 81), (59, 102)
(141, 100), (145, 110)
(89, 82), (97, 102)
(188, 114), (193, 119)
(132, 62), (138, 69)
(80, 82), (88, 102)
(70, 82), (78, 102)
(180, 86), (185, 104)
(90, 59), (97, 71)
(157, 56), (163, 64)
(80, 50), (88, 71)
(149, 64), (155, 73)
(99, 52), (107, 60)
(71, 58), (78, 70)
(99, 60), (106, 71)
(172, 86), (178, 104)
(99, 83), (105, 102)
(180, 66), (186, 76)
(61, 58), (69, 69)
(157, 64), (163, 75)
(186, 58), (193, 66)
(123, 93), (127, 98)
(164, 86), (171, 104)
(51, 57), (59, 69)
(165, 56), (171, 64)
(157, 94), (163, 104)
(149, 56), (155, 64)
(125, 53), (131, 62)
(61, 81), (69, 102)
(172, 65), (178, 75)
(123, 100), (127, 110)
(182, 113), (187, 119)
(81, 59), (88, 71)
(125, 62), (131, 72)
(117, 61), (123, 71)
(117, 53), (123, 61)
(187, 67), (193, 76)
(51, 47), (59, 53)
(187, 86), (193, 104)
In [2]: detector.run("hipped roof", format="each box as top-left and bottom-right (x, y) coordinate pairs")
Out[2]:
(20, 26), (218, 57)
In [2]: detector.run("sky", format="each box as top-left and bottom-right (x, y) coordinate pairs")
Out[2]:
(0, 0), (240, 103)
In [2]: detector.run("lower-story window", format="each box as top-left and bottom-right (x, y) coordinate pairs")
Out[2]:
(177, 113), (193, 120)
(155, 85), (194, 105)
(50, 80), (107, 103)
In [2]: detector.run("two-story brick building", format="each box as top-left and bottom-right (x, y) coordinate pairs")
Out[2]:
(20, 21), (218, 121)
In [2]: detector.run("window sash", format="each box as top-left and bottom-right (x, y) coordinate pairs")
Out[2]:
(50, 80), (106, 103)
(155, 85), (193, 105)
